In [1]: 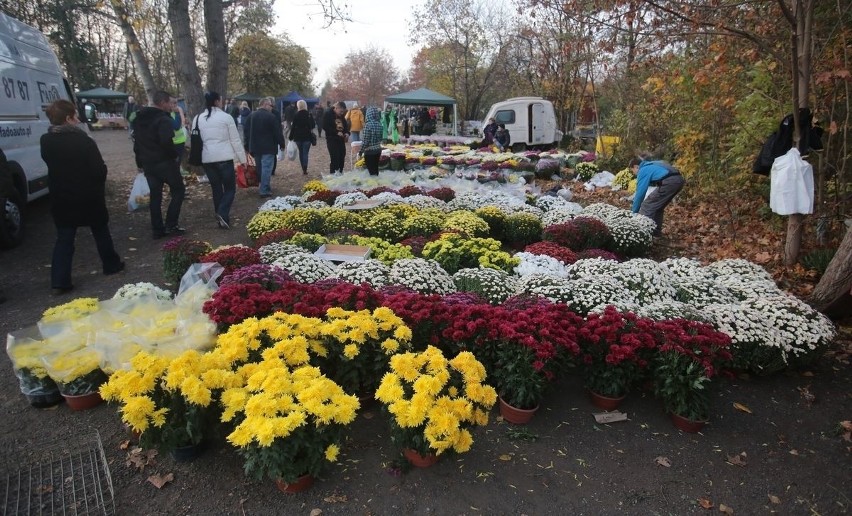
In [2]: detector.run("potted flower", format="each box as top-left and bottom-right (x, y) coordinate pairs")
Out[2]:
(100, 350), (216, 460)
(162, 237), (212, 285)
(6, 336), (63, 408)
(313, 306), (412, 398)
(491, 341), (548, 423)
(577, 306), (656, 410)
(651, 319), (732, 432)
(198, 244), (261, 279)
(375, 346), (497, 467)
(390, 152), (406, 170)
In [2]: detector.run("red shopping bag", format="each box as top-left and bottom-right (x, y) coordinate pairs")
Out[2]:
(236, 155), (258, 188)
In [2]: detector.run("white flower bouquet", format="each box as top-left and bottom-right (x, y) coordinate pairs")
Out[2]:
(258, 242), (307, 264)
(513, 252), (570, 278)
(452, 268), (518, 305)
(612, 259), (678, 304)
(566, 257), (621, 280)
(334, 259), (392, 288)
(271, 253), (337, 284)
(333, 191), (368, 207)
(387, 258), (456, 295)
(259, 197), (295, 212)
(113, 282), (173, 301)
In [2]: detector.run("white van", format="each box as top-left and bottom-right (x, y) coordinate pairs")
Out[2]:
(482, 97), (562, 150)
(0, 11), (76, 247)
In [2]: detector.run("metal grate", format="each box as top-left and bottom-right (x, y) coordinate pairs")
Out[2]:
(1, 431), (114, 516)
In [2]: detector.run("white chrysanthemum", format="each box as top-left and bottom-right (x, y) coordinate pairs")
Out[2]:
(333, 191), (368, 207)
(258, 242), (306, 264)
(334, 259), (391, 288)
(301, 200), (332, 210)
(513, 252), (570, 278)
(387, 258), (456, 295)
(704, 258), (774, 282)
(371, 192), (406, 205)
(514, 274), (573, 303)
(535, 195), (571, 212)
(672, 276), (738, 307)
(715, 275), (782, 301)
(402, 194), (447, 210)
(271, 253), (337, 284)
(453, 268), (518, 305)
(507, 203), (544, 218)
(563, 276), (638, 315)
(742, 294), (836, 355)
(566, 257), (621, 279)
(661, 257), (712, 281)
(612, 259), (678, 304)
(258, 197), (295, 212)
(113, 282), (173, 301)
(541, 205), (584, 227)
(635, 300), (710, 322)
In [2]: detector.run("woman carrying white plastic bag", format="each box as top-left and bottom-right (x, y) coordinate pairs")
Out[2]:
(286, 139), (298, 161)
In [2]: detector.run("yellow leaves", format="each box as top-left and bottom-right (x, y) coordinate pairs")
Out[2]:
(733, 402), (753, 414)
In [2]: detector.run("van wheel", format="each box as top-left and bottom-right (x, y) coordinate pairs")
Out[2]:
(0, 193), (24, 249)
(511, 143), (526, 153)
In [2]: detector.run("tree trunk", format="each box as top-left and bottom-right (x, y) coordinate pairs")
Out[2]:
(810, 224), (852, 318)
(167, 0), (204, 119)
(108, 0), (156, 103)
(203, 0), (228, 97)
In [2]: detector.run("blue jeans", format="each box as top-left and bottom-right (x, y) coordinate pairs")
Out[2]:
(52, 224), (122, 288)
(296, 140), (311, 172)
(350, 131), (361, 142)
(258, 154), (276, 195)
(202, 160), (236, 224)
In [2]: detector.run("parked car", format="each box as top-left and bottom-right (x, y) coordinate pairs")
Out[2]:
(481, 97), (563, 151)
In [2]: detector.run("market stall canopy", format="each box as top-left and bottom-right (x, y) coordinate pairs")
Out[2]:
(384, 88), (458, 135)
(385, 87), (456, 107)
(279, 91), (303, 103)
(75, 87), (128, 100)
(233, 92), (263, 101)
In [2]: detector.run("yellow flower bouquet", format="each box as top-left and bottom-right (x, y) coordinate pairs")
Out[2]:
(207, 313), (360, 483)
(375, 346), (497, 458)
(315, 307), (413, 396)
(100, 349), (217, 454)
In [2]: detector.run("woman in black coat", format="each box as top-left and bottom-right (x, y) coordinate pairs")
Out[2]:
(40, 99), (124, 294)
(289, 99), (316, 175)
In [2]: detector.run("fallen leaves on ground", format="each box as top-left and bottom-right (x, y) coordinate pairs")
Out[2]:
(126, 447), (158, 471)
(698, 497), (713, 509)
(733, 402), (752, 414)
(768, 494), (781, 505)
(797, 385), (816, 406)
(725, 452), (747, 467)
(147, 472), (173, 489)
(323, 494), (347, 503)
(719, 503), (734, 514)
(654, 456), (671, 467)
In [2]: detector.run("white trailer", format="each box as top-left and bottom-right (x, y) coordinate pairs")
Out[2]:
(482, 97), (562, 150)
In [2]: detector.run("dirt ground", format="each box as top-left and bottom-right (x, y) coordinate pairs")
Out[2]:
(0, 130), (850, 515)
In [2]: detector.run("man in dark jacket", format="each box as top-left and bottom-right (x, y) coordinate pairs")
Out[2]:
(133, 90), (186, 239)
(323, 101), (349, 175)
(244, 97), (285, 197)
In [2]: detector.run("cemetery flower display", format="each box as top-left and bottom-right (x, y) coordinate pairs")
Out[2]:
(452, 267), (518, 305)
(387, 258), (456, 295)
(272, 253), (337, 284)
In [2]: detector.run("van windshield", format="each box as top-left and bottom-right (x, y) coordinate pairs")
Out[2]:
(495, 110), (515, 125)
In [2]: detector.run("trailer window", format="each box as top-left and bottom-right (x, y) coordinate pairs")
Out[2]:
(495, 110), (515, 125)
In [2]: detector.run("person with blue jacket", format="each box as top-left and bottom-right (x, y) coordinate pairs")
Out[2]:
(630, 153), (685, 237)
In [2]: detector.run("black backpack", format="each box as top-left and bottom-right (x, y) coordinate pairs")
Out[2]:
(188, 116), (203, 166)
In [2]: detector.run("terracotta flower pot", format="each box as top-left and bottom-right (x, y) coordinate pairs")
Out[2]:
(588, 390), (626, 411)
(403, 448), (439, 468)
(275, 474), (315, 494)
(670, 413), (707, 433)
(498, 397), (539, 425)
(62, 391), (103, 411)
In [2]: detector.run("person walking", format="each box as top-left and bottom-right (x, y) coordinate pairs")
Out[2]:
(243, 97), (285, 197)
(323, 101), (349, 175)
(195, 91), (246, 229)
(283, 102), (296, 139)
(630, 153), (685, 237)
(133, 90), (186, 239)
(40, 99), (124, 294)
(360, 107), (383, 176)
(170, 97), (187, 173)
(345, 101), (364, 142)
(289, 99), (316, 175)
(314, 104), (325, 138)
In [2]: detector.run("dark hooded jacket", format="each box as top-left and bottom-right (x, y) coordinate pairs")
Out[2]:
(361, 107), (383, 155)
(133, 106), (177, 167)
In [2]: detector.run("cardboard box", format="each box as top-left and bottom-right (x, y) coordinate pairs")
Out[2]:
(341, 199), (383, 211)
(314, 244), (371, 263)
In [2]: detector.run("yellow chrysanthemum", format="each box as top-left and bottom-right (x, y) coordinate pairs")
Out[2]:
(325, 444), (340, 462)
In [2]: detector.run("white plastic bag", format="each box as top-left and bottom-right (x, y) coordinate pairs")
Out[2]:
(128, 172), (150, 212)
(286, 140), (298, 161)
(770, 148), (814, 215)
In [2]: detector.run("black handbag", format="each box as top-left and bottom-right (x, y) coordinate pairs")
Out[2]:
(188, 115), (203, 166)
(310, 131), (317, 146)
